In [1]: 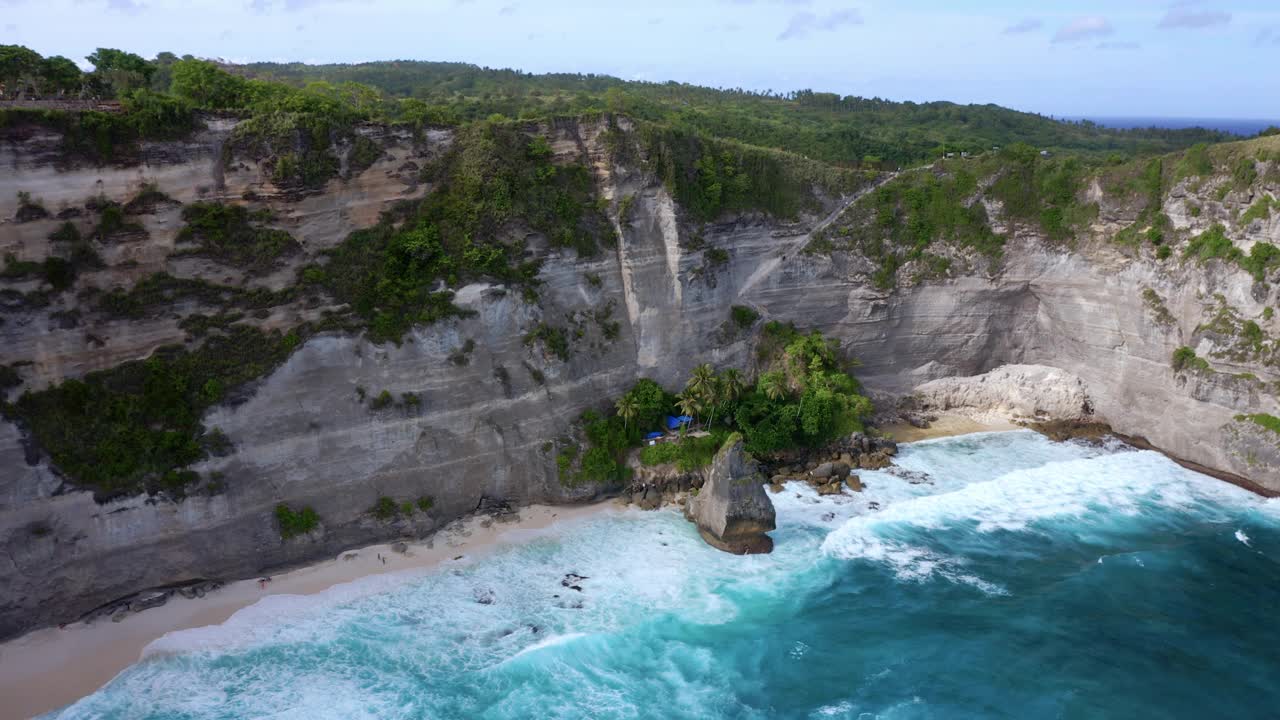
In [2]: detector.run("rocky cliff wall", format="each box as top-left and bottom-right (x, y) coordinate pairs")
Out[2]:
(2, 118), (1279, 639)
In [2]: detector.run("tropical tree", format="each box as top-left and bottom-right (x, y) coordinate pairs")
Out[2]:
(170, 58), (249, 109)
(37, 56), (83, 97)
(720, 368), (745, 403)
(0, 45), (41, 99)
(760, 371), (788, 402)
(702, 376), (725, 428)
(614, 394), (638, 432)
(686, 363), (716, 397)
(86, 47), (154, 98)
(676, 391), (703, 427)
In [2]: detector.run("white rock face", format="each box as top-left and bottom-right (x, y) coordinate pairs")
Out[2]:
(912, 365), (1095, 422)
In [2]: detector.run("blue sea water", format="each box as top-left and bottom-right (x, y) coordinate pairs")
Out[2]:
(1061, 116), (1279, 137)
(46, 431), (1280, 719)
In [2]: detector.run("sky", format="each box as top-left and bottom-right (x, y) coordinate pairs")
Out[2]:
(2, 0), (1279, 119)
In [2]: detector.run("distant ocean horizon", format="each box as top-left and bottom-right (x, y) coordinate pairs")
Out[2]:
(1061, 116), (1279, 137)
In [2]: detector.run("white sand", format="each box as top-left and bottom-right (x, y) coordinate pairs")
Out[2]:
(0, 502), (614, 720)
(881, 411), (1020, 443)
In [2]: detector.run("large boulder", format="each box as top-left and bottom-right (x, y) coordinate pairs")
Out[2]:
(685, 434), (776, 554)
(911, 364), (1096, 422)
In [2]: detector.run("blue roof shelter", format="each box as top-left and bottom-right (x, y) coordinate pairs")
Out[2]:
(666, 415), (693, 431)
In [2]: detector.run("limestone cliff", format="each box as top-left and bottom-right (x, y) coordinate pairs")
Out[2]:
(2, 116), (1280, 640)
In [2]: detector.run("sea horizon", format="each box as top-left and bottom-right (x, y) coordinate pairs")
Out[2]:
(1059, 115), (1279, 137)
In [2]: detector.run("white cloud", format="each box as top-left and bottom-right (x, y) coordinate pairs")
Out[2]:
(1158, 6), (1230, 30)
(1002, 18), (1041, 35)
(778, 8), (862, 41)
(1052, 16), (1113, 44)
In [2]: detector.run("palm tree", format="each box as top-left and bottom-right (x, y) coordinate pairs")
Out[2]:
(686, 363), (716, 397)
(703, 377), (724, 428)
(676, 391), (703, 428)
(721, 368), (745, 403)
(760, 371), (787, 402)
(615, 394), (638, 432)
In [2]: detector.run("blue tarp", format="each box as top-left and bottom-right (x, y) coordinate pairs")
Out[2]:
(644, 431), (664, 440)
(666, 415), (693, 430)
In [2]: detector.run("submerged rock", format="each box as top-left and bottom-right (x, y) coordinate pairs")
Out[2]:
(684, 435), (776, 554)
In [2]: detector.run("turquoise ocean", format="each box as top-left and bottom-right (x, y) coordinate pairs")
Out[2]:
(46, 431), (1280, 719)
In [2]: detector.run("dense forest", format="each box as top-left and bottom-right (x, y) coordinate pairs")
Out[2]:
(1, 45), (1242, 171)
(234, 59), (1237, 167)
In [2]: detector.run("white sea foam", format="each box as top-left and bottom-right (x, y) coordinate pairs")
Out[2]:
(1236, 529), (1251, 546)
(820, 443), (1263, 588)
(504, 632), (590, 662)
(811, 700), (853, 716)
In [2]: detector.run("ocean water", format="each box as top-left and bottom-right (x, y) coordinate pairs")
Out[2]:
(46, 431), (1280, 719)
(1061, 116), (1279, 137)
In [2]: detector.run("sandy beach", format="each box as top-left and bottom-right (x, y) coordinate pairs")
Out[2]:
(880, 411), (1020, 443)
(0, 501), (614, 720)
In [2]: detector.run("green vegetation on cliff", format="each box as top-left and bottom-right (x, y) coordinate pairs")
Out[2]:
(1183, 224), (1280, 282)
(173, 202), (300, 273)
(562, 324), (872, 485)
(310, 120), (607, 343)
(640, 431), (731, 472)
(4, 326), (302, 499)
(1237, 413), (1280, 436)
(1172, 346), (1211, 373)
(629, 122), (869, 221)
(275, 503), (319, 539)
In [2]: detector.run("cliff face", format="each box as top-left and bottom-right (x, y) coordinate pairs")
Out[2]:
(2, 117), (1279, 639)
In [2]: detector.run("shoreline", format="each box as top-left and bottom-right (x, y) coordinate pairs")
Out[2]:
(4, 411), (1255, 718)
(0, 501), (615, 720)
(880, 411), (1020, 443)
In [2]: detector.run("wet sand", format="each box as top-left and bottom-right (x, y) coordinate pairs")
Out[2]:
(0, 502), (614, 720)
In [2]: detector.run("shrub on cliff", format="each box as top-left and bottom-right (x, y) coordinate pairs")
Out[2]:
(1236, 413), (1280, 435)
(1171, 346), (1210, 373)
(174, 203), (301, 273)
(639, 430), (730, 471)
(731, 305), (759, 329)
(275, 504), (319, 539)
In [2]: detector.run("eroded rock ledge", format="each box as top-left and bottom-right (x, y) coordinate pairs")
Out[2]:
(909, 364), (1098, 424)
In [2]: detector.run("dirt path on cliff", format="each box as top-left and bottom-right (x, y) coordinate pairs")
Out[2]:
(734, 167), (923, 300)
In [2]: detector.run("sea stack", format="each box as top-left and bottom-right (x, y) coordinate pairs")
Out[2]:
(685, 434), (777, 554)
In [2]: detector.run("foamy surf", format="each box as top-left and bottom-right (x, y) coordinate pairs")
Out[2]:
(42, 431), (1280, 720)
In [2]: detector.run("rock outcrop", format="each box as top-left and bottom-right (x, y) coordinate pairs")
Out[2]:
(910, 364), (1096, 423)
(684, 435), (776, 554)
